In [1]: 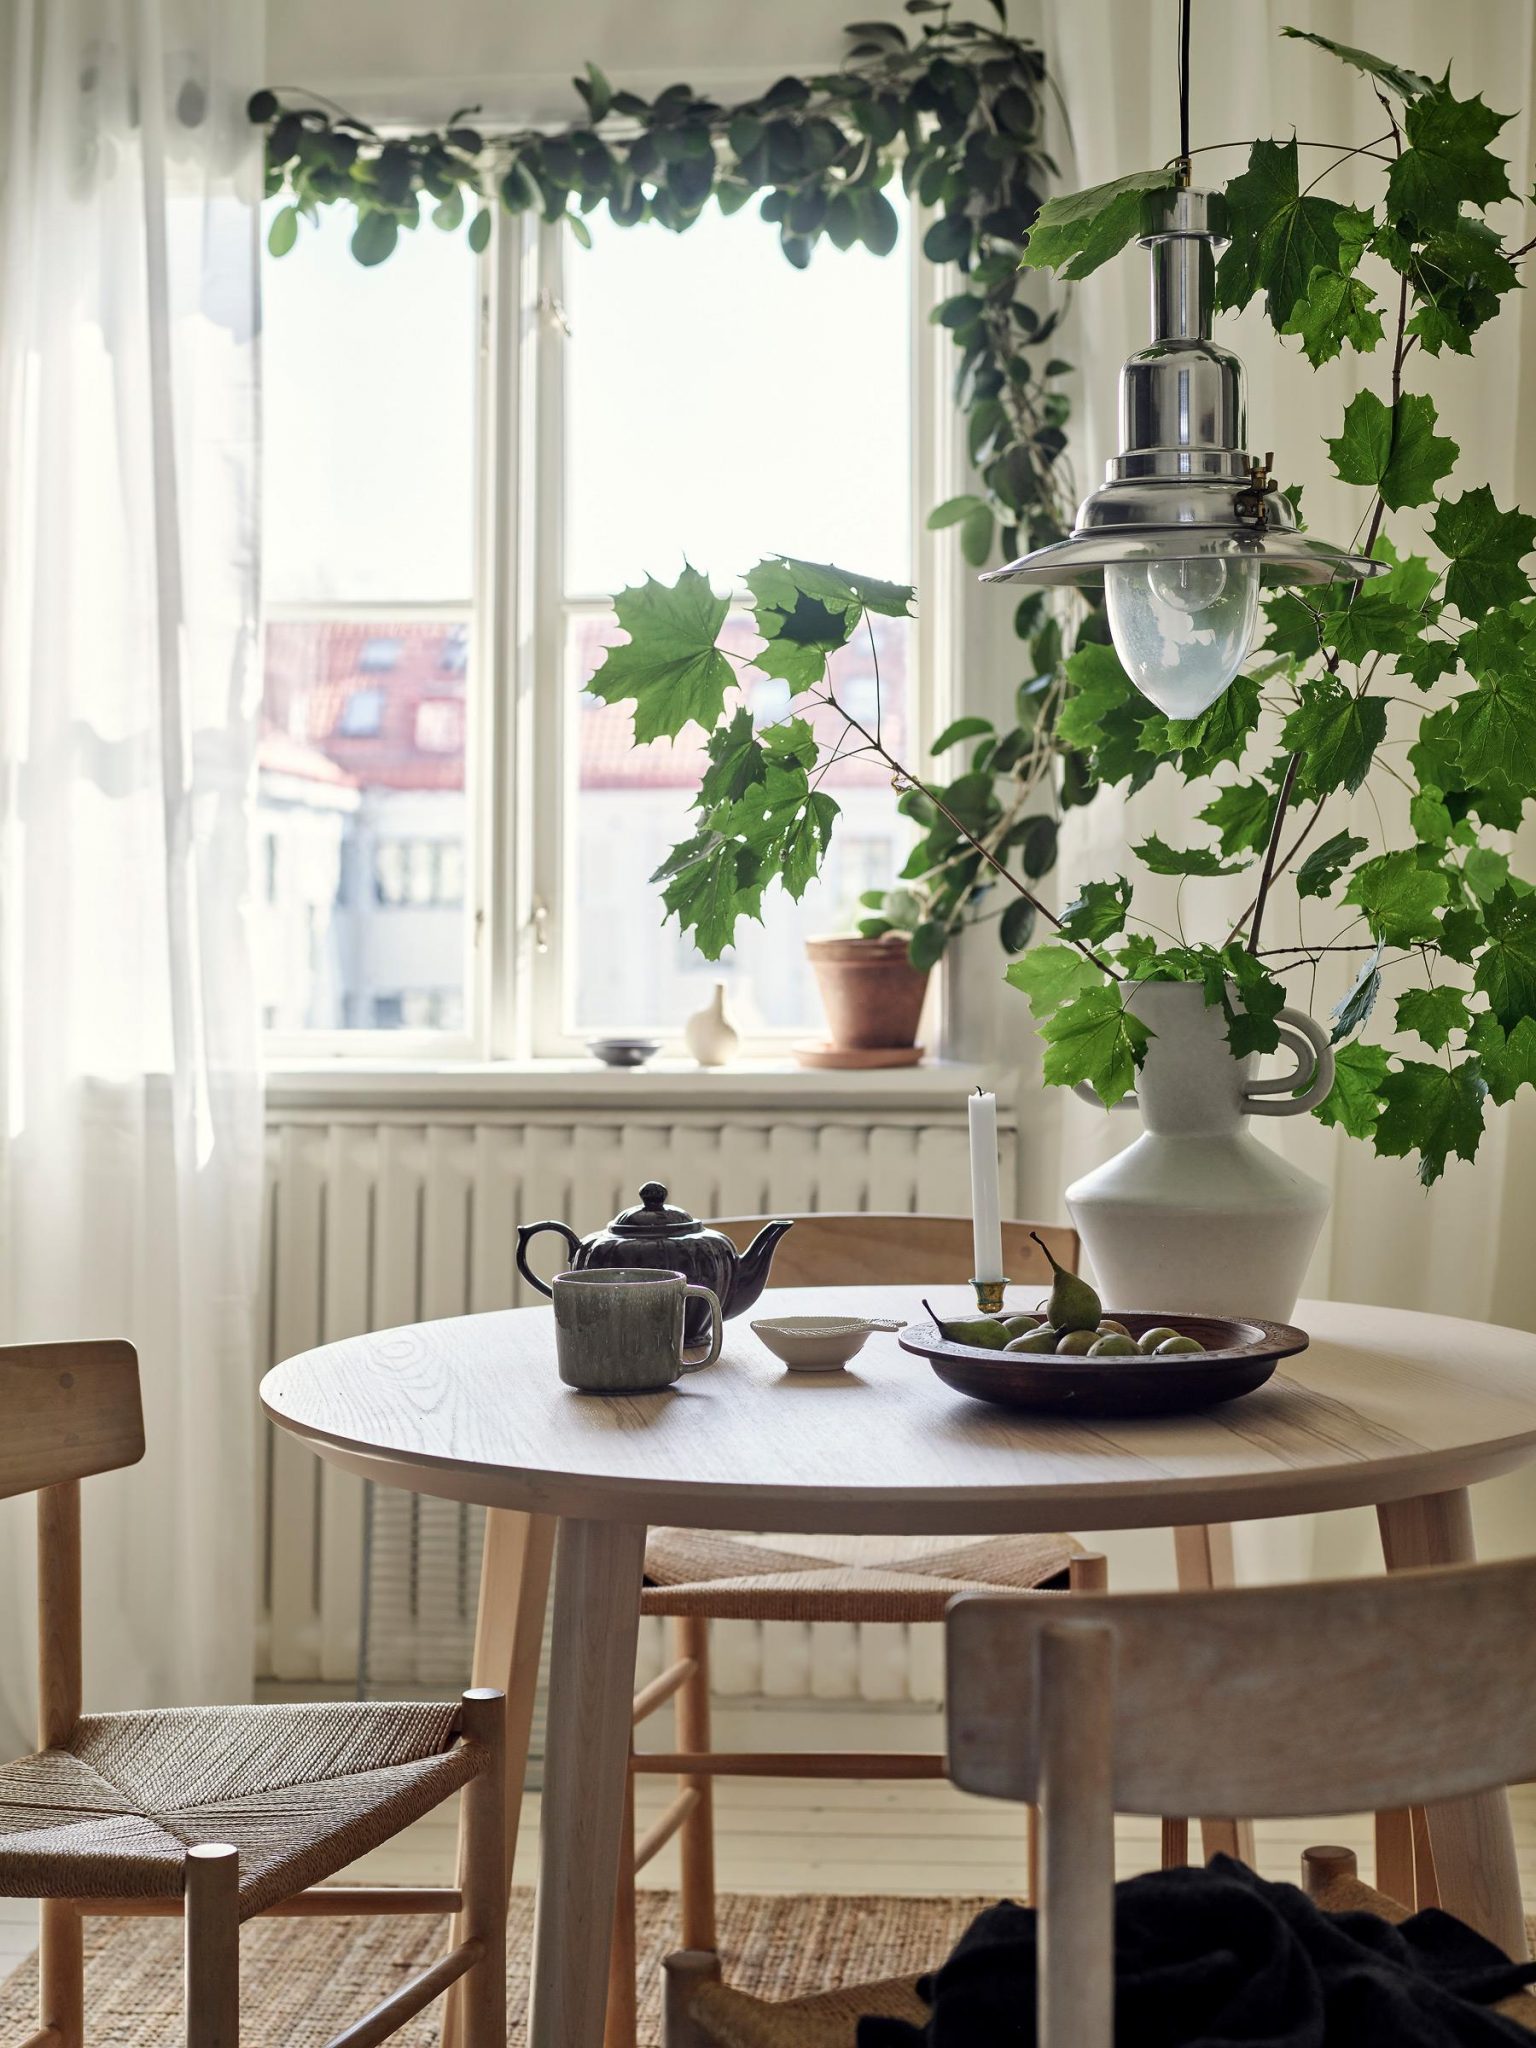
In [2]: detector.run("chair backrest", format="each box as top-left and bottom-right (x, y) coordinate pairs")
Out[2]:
(0, 1341), (144, 1749)
(946, 1559), (1536, 2048)
(713, 1214), (1078, 1291)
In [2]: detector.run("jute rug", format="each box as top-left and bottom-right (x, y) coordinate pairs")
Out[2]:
(0, 1888), (984, 2045)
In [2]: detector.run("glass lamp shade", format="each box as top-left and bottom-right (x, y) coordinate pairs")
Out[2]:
(1103, 553), (1260, 719)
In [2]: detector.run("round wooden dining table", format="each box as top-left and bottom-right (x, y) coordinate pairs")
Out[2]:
(262, 1285), (1536, 2048)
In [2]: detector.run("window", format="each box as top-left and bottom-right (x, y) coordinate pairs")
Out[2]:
(259, 184), (922, 1053)
(258, 202), (478, 1040)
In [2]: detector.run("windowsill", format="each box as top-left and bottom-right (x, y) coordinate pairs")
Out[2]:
(263, 1055), (1000, 1116)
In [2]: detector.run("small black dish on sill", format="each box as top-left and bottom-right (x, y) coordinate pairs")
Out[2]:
(587, 1038), (661, 1069)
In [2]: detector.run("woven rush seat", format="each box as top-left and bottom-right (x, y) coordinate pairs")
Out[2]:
(642, 1528), (1082, 1622)
(0, 1700), (480, 1921)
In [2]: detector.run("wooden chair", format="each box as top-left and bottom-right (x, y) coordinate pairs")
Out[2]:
(666, 1557), (1536, 2046)
(0, 1339), (507, 2048)
(608, 1215), (1097, 2048)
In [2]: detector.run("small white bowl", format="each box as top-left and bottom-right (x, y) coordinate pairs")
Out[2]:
(750, 1314), (904, 1372)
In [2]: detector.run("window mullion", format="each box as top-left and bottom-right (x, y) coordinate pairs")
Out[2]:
(525, 221), (569, 1058)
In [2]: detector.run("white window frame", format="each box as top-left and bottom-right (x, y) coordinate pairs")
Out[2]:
(262, 197), (965, 1065)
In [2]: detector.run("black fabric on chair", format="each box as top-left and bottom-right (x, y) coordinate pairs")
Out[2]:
(858, 1857), (1536, 2048)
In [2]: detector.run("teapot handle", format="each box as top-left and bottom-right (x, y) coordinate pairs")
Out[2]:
(515, 1220), (583, 1299)
(1243, 1007), (1335, 1116)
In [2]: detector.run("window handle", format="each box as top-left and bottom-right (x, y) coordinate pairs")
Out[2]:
(530, 900), (551, 955)
(537, 288), (570, 338)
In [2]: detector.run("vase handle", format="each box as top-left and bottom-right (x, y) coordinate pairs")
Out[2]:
(1073, 1078), (1138, 1112)
(1243, 1007), (1335, 1116)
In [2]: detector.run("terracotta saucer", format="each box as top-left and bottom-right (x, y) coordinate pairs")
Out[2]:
(793, 1043), (924, 1070)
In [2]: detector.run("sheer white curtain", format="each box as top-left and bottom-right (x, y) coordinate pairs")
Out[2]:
(0, 0), (263, 1753)
(1035, 0), (1536, 1585)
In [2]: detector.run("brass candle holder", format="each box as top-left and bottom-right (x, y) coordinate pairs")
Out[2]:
(971, 1278), (1009, 1316)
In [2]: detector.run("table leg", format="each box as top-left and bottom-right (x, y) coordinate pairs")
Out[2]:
(1378, 1488), (1528, 1960)
(443, 1509), (556, 2048)
(529, 1517), (648, 2048)
(1172, 1524), (1256, 1867)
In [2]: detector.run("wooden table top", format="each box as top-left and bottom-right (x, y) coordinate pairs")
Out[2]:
(260, 1286), (1536, 1536)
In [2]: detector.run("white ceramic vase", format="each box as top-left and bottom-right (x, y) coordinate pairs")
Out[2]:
(684, 981), (739, 1069)
(1065, 981), (1335, 1322)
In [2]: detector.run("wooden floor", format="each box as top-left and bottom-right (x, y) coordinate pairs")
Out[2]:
(3, 1703), (1535, 1977)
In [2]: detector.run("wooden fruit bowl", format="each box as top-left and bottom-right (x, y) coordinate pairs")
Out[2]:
(898, 1310), (1309, 1418)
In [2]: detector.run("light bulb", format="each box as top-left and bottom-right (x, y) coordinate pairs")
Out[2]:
(1103, 554), (1259, 718)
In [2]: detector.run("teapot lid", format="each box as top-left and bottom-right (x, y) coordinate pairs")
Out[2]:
(611, 1181), (697, 1235)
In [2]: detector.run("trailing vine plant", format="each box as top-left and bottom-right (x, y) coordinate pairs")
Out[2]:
(252, 3), (1094, 968)
(585, 27), (1536, 1186)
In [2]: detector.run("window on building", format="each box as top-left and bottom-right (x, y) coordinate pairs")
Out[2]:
(259, 183), (918, 1051)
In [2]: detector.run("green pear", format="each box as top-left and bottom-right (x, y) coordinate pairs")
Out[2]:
(1001, 1313), (1044, 1337)
(1155, 1334), (1205, 1355)
(1096, 1319), (1130, 1337)
(1055, 1328), (1100, 1356)
(1030, 1232), (1102, 1333)
(1088, 1333), (1139, 1358)
(1005, 1327), (1059, 1354)
(924, 1299), (1011, 1350)
(1137, 1326), (1182, 1354)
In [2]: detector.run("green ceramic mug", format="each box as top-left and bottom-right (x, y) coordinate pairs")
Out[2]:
(551, 1267), (724, 1392)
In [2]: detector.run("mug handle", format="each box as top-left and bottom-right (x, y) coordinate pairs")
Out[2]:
(1243, 1007), (1336, 1116)
(680, 1285), (724, 1370)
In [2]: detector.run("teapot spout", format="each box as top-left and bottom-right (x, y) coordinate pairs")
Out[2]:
(726, 1219), (794, 1316)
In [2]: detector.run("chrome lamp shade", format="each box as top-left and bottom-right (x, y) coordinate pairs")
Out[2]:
(984, 189), (1385, 593)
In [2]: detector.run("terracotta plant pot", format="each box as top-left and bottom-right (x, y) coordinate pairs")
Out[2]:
(804, 933), (930, 1056)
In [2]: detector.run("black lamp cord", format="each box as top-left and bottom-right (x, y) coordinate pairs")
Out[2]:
(1176, 0), (1192, 180)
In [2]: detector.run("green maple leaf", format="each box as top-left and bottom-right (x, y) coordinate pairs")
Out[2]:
(1153, 670), (1263, 775)
(1278, 29), (1432, 101)
(1374, 1060), (1488, 1187)
(1466, 1012), (1536, 1104)
(1217, 948), (1287, 1059)
(1283, 682), (1388, 797)
(1263, 590), (1333, 661)
(652, 831), (764, 956)
(1474, 885), (1536, 1027)
(1409, 790), (1455, 843)
(1395, 984), (1470, 1050)
(747, 556), (911, 691)
(1429, 487), (1536, 620)
(1344, 850), (1450, 944)
(1396, 635), (1464, 691)
(1438, 903), (1485, 965)
(1055, 641), (1162, 790)
(1281, 267), (1384, 367)
(1331, 950), (1383, 1044)
(1439, 666), (1536, 796)
(1134, 833), (1251, 877)
(1322, 545), (1437, 665)
(588, 565), (733, 742)
(723, 760), (839, 901)
(1003, 944), (1106, 1021)
(1198, 780), (1275, 858)
(697, 707), (768, 810)
(1039, 986), (1151, 1108)
(1313, 1041), (1391, 1139)
(1388, 82), (1513, 235)
(1214, 139), (1362, 326)
(1020, 168), (1176, 282)
(1403, 221), (1519, 357)
(1463, 847), (1512, 904)
(1296, 830), (1369, 900)
(1057, 876), (1131, 944)
(1326, 391), (1458, 512)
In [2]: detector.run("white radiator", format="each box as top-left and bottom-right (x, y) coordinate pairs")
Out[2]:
(258, 1101), (1016, 1705)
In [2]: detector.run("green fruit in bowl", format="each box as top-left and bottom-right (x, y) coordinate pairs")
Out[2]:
(1006, 1327), (1060, 1354)
(1097, 1319), (1130, 1337)
(924, 1300), (1011, 1350)
(1088, 1333), (1139, 1357)
(1137, 1326), (1182, 1354)
(1030, 1231), (1102, 1333)
(1055, 1328), (1100, 1356)
(1155, 1334), (1206, 1356)
(1001, 1313), (1044, 1337)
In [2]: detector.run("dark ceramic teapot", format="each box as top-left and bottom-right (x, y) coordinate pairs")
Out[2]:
(515, 1183), (793, 1342)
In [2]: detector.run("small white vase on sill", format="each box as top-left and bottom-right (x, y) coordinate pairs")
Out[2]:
(684, 982), (739, 1069)
(1065, 980), (1335, 1322)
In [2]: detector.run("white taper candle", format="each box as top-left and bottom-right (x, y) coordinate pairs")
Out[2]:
(968, 1087), (1004, 1282)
